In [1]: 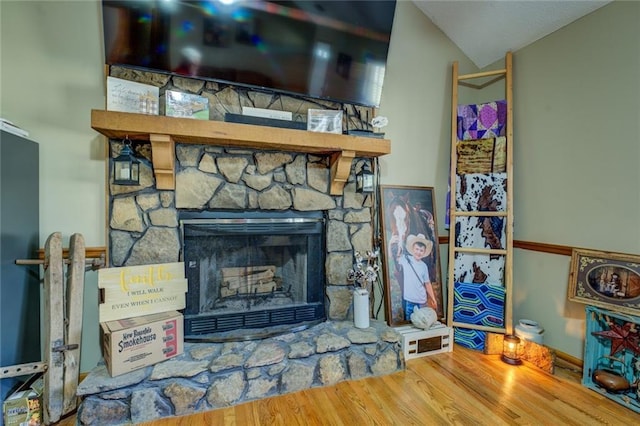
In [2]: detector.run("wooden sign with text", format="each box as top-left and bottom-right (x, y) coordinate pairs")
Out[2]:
(98, 262), (187, 322)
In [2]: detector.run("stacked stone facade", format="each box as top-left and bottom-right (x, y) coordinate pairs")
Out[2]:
(107, 66), (380, 322)
(110, 142), (375, 321)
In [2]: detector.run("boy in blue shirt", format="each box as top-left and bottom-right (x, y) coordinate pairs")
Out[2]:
(389, 233), (438, 320)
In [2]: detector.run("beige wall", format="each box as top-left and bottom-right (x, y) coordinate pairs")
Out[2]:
(510, 1), (640, 358)
(380, 1), (639, 360)
(1, 1), (106, 372)
(1, 0), (638, 370)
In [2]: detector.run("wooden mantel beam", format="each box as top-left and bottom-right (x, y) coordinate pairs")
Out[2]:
(91, 109), (390, 194)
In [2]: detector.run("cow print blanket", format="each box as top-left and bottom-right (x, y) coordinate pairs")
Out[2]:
(453, 253), (505, 286)
(454, 173), (507, 285)
(456, 173), (507, 212)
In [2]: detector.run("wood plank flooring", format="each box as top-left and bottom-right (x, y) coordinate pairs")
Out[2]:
(60, 345), (639, 425)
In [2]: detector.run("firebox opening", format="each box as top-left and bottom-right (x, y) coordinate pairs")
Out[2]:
(179, 210), (326, 340)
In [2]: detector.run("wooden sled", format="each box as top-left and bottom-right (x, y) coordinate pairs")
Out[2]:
(0, 232), (86, 425)
(44, 232), (86, 423)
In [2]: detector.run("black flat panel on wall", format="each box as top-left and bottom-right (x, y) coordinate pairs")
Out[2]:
(102, 0), (397, 107)
(0, 130), (40, 401)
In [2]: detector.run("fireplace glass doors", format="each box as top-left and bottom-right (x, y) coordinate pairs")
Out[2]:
(180, 211), (326, 339)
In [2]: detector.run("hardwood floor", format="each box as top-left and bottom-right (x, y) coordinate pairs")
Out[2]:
(61, 345), (638, 425)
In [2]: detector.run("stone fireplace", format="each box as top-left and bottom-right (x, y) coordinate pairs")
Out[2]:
(109, 142), (376, 329)
(82, 144), (403, 425)
(79, 69), (403, 425)
(104, 66), (385, 329)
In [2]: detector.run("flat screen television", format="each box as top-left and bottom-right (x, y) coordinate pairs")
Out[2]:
(102, 0), (396, 107)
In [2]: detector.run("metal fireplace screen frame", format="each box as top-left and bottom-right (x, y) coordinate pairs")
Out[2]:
(179, 211), (326, 339)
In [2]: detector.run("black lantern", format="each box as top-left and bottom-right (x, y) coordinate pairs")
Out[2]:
(356, 163), (374, 193)
(113, 139), (140, 186)
(501, 334), (523, 365)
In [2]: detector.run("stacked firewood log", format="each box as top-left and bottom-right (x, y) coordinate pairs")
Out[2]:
(220, 265), (280, 297)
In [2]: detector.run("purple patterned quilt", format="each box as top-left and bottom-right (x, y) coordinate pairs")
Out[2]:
(457, 100), (507, 141)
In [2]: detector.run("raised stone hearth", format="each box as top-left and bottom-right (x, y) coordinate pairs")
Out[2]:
(76, 320), (403, 425)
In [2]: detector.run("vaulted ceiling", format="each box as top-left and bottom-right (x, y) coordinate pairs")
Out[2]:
(412, 1), (612, 68)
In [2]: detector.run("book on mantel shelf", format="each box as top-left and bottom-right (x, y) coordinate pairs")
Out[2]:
(1, 118), (30, 138)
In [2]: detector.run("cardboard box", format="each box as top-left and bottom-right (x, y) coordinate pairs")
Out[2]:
(3, 374), (43, 426)
(98, 262), (187, 322)
(101, 311), (184, 377)
(395, 323), (453, 360)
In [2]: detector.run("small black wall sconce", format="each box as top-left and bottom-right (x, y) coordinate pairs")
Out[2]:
(113, 138), (140, 186)
(356, 162), (374, 193)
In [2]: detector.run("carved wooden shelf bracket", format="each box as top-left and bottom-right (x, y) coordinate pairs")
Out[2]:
(91, 110), (390, 194)
(149, 134), (175, 190)
(329, 150), (356, 195)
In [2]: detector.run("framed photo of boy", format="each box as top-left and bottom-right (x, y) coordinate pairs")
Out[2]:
(380, 185), (444, 326)
(568, 248), (640, 317)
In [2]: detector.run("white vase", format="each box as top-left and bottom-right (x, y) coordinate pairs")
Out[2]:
(515, 319), (544, 345)
(353, 288), (370, 328)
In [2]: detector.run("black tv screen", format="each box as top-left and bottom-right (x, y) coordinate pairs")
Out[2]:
(102, 0), (396, 107)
